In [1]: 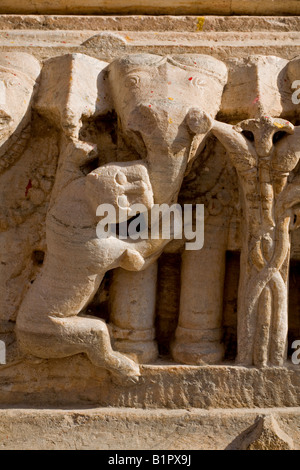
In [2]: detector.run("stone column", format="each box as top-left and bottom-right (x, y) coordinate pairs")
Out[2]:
(172, 215), (227, 364)
(109, 263), (158, 363)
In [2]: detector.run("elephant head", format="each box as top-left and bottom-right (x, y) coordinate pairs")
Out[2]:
(108, 54), (227, 204)
(35, 53), (227, 206)
(0, 52), (40, 159)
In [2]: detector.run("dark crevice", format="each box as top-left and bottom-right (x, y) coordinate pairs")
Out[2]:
(241, 130), (254, 142)
(222, 250), (240, 361)
(273, 130), (287, 144)
(288, 258), (300, 358)
(32, 250), (45, 266)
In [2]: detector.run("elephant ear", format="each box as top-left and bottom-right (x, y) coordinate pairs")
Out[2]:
(34, 53), (113, 137)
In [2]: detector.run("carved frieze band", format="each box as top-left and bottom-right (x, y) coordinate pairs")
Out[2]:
(0, 51), (300, 380)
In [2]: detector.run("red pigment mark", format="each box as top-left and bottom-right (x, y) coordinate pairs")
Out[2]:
(149, 104), (151, 107)
(253, 97), (259, 103)
(61, 41), (66, 44)
(188, 77), (193, 81)
(151, 91), (153, 93)
(25, 179), (32, 197)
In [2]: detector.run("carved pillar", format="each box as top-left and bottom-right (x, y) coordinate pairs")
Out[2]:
(109, 263), (158, 363)
(211, 116), (300, 367)
(172, 214), (227, 364)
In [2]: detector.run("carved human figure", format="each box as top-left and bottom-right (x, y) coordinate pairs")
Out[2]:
(16, 53), (227, 379)
(207, 115), (300, 366)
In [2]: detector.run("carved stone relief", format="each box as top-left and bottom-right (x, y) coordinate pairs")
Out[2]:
(0, 50), (300, 390)
(0, 53), (58, 337)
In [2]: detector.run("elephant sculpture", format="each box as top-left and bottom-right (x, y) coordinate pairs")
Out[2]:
(16, 53), (227, 381)
(0, 53), (41, 331)
(0, 52), (40, 167)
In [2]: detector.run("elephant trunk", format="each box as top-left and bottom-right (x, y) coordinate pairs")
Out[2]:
(143, 142), (189, 205)
(127, 104), (211, 205)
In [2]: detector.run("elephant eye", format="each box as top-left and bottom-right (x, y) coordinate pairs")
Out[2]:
(125, 75), (141, 88)
(190, 77), (205, 88)
(115, 171), (127, 186)
(5, 78), (19, 88)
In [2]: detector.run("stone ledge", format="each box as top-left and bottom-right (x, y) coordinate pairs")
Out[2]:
(1, 357), (300, 409)
(0, 15), (300, 32)
(1, 15), (300, 62)
(1, 29), (300, 63)
(0, 407), (299, 449)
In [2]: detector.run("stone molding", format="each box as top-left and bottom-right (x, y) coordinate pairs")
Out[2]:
(0, 1), (300, 16)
